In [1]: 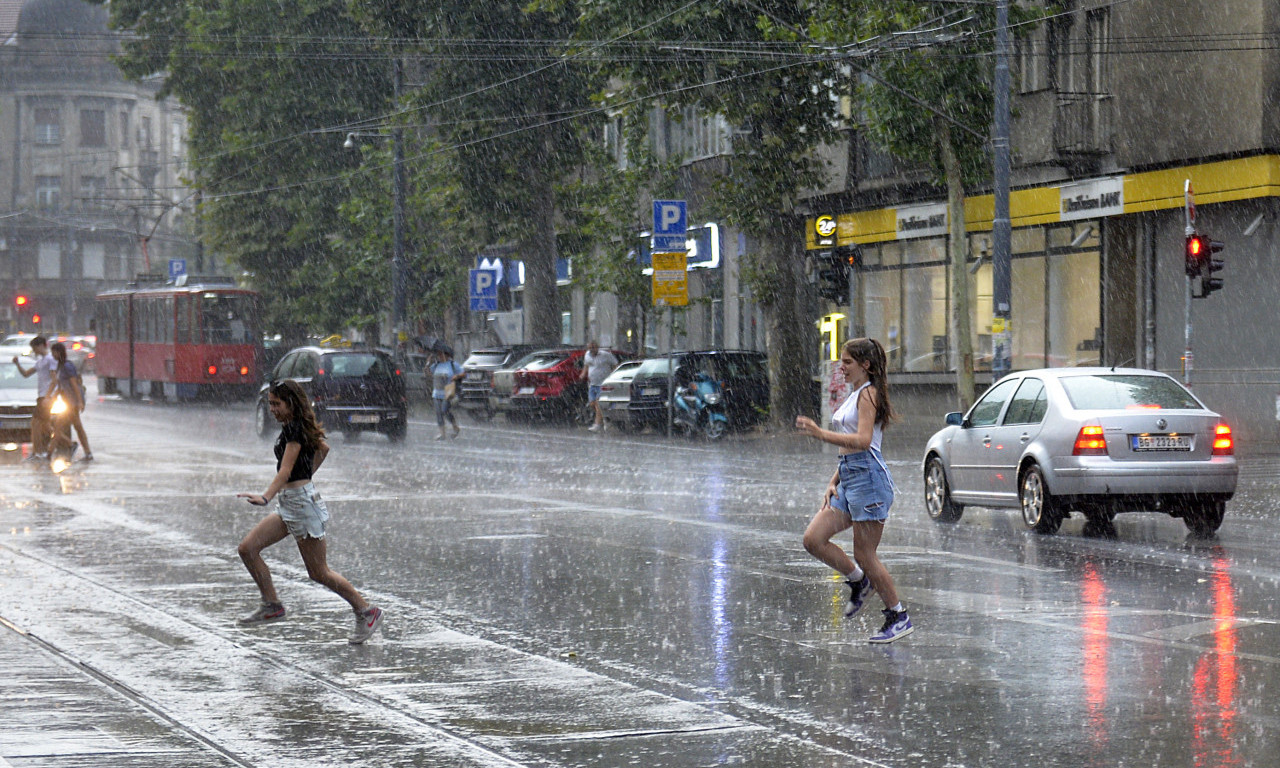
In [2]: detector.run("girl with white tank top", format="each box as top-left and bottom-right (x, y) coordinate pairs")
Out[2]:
(794, 339), (914, 644)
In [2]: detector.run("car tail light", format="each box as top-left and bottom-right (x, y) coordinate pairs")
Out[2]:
(206, 365), (217, 376)
(318, 368), (325, 376)
(1213, 423), (1234, 456)
(240, 366), (250, 376)
(1073, 425), (1107, 456)
(395, 368), (402, 376)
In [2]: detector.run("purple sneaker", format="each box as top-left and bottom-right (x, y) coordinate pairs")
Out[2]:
(844, 575), (875, 618)
(869, 608), (914, 644)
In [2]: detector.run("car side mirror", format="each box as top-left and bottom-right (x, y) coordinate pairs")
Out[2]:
(945, 412), (965, 427)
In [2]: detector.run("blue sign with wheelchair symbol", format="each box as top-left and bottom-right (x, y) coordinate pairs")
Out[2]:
(469, 268), (499, 311)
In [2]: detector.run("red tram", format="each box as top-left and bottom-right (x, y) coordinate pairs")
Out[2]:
(95, 277), (262, 400)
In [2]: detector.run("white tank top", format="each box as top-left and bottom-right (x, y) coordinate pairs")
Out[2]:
(831, 381), (883, 453)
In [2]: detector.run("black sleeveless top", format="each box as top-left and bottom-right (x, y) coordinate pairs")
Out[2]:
(274, 420), (316, 483)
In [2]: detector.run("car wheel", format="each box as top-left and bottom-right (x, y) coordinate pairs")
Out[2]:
(924, 456), (964, 523)
(703, 417), (727, 441)
(254, 400), (274, 439)
(1020, 465), (1063, 534)
(1184, 500), (1225, 537)
(385, 422), (406, 443)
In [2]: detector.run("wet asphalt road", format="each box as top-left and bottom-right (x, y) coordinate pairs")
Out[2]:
(2, 388), (1279, 767)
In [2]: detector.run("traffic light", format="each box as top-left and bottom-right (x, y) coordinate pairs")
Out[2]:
(813, 246), (862, 304)
(31, 313), (41, 325)
(1200, 237), (1225, 296)
(1185, 234), (1207, 277)
(15, 295), (28, 308)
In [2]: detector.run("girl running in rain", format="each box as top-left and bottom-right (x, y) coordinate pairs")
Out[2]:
(236, 379), (384, 644)
(795, 338), (912, 643)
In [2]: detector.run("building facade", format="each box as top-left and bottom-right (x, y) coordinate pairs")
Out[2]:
(801, 0), (1280, 450)
(0, 0), (197, 335)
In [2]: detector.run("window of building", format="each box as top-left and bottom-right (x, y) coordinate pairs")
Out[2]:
(34, 109), (60, 144)
(80, 176), (107, 209)
(82, 243), (105, 279)
(120, 111), (130, 148)
(38, 242), (61, 278)
(80, 109), (106, 147)
(35, 176), (61, 209)
(1018, 26), (1049, 93)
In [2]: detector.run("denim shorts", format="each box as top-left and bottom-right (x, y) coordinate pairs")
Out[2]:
(277, 482), (328, 539)
(830, 450), (895, 522)
(588, 385), (602, 402)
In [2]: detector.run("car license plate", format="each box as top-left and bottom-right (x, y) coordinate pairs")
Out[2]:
(1131, 434), (1190, 451)
(467, 372), (485, 381)
(349, 414), (380, 424)
(1, 418), (27, 429)
(516, 387), (535, 395)
(642, 388), (660, 397)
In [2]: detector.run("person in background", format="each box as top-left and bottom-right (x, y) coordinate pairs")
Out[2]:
(430, 344), (464, 440)
(236, 379), (384, 644)
(11, 335), (56, 460)
(48, 341), (92, 461)
(794, 338), (912, 644)
(582, 340), (618, 433)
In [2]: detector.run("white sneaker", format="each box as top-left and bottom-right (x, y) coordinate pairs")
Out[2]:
(349, 606), (384, 644)
(587, 423), (601, 432)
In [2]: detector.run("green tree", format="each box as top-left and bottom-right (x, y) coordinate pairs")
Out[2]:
(573, 0), (843, 425)
(351, 0), (606, 347)
(95, 0), (392, 338)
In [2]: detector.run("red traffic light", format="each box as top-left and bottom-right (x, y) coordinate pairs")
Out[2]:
(15, 295), (28, 307)
(1188, 236), (1204, 257)
(1185, 234), (1208, 277)
(31, 313), (41, 324)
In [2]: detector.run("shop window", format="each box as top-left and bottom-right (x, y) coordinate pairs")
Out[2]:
(1048, 249), (1102, 366)
(1012, 257), (1047, 367)
(863, 267), (902, 371)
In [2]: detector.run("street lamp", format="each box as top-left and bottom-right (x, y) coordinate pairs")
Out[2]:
(343, 60), (407, 343)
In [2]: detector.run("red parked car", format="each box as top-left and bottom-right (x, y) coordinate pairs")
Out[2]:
(500, 347), (630, 422)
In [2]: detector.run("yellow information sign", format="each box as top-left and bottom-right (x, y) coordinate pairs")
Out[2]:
(652, 252), (688, 307)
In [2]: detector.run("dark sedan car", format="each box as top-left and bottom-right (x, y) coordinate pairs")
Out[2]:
(628, 350), (768, 431)
(255, 346), (407, 442)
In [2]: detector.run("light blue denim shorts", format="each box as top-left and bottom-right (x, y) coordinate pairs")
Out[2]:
(277, 483), (329, 539)
(830, 450), (895, 522)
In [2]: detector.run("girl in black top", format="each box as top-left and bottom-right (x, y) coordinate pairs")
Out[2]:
(236, 380), (384, 644)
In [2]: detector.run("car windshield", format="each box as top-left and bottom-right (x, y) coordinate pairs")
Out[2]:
(1059, 374), (1202, 410)
(0, 361), (37, 389)
(634, 358), (674, 376)
(520, 353), (567, 372)
(465, 351), (509, 367)
(325, 353), (387, 378)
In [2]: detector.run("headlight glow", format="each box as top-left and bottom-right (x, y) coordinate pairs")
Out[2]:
(49, 396), (68, 415)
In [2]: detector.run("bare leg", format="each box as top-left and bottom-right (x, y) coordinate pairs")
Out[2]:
(237, 514), (289, 604)
(802, 504), (856, 575)
(851, 520), (898, 608)
(295, 536), (369, 613)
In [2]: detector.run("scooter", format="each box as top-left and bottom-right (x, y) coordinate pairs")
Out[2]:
(672, 372), (728, 440)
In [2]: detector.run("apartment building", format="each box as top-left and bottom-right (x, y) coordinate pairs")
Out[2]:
(802, 0), (1280, 448)
(0, 0), (197, 334)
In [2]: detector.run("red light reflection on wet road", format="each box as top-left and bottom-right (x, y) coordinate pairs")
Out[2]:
(1191, 557), (1240, 768)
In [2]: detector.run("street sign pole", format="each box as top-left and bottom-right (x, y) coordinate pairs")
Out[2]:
(1184, 180), (1195, 386)
(651, 200), (688, 438)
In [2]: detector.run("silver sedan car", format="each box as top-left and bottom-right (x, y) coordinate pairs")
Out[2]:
(922, 368), (1237, 536)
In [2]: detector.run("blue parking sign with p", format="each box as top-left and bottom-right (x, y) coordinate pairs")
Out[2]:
(469, 268), (499, 311)
(652, 200), (687, 252)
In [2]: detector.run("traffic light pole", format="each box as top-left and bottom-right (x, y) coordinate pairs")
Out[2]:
(1184, 276), (1194, 386)
(1183, 180), (1195, 386)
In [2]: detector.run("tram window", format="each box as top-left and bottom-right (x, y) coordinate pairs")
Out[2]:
(176, 295), (191, 344)
(163, 298), (175, 343)
(200, 293), (254, 344)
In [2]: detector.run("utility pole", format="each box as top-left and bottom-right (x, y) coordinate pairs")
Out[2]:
(991, 0), (1013, 379)
(392, 57), (408, 343)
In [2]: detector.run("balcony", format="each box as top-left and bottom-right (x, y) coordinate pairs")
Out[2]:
(1054, 91), (1112, 169)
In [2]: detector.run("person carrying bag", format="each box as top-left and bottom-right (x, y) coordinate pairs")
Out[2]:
(49, 341), (92, 461)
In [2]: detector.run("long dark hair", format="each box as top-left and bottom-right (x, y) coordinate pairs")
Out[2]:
(49, 341), (70, 375)
(844, 338), (896, 427)
(269, 379), (326, 446)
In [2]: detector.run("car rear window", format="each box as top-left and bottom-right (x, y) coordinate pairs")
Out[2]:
(325, 353), (387, 378)
(634, 358), (673, 376)
(521, 353), (567, 371)
(1059, 374), (1201, 410)
(465, 351), (509, 367)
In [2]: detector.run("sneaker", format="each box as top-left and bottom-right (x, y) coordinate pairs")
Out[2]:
(587, 423), (601, 432)
(843, 575), (874, 618)
(434, 433), (447, 441)
(81, 453), (94, 462)
(451, 427), (461, 439)
(238, 602), (286, 625)
(869, 608), (914, 644)
(349, 606), (383, 644)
